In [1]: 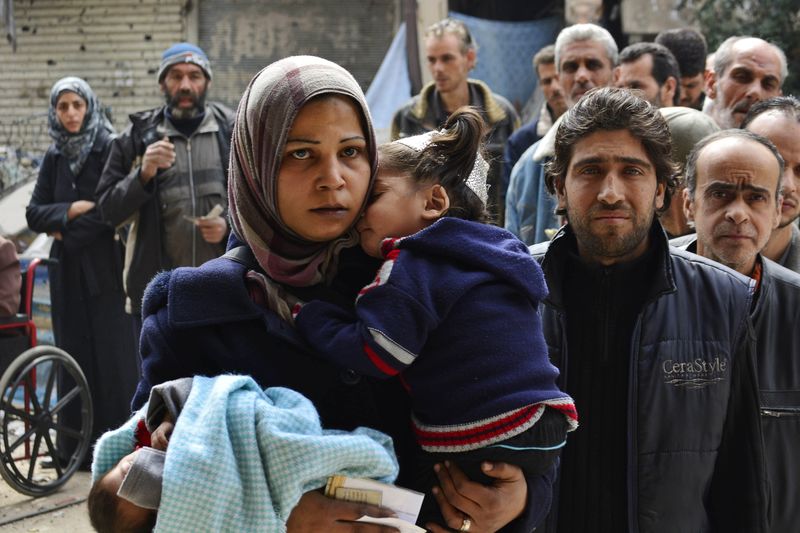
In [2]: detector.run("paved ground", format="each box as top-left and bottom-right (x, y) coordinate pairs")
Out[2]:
(0, 470), (93, 532)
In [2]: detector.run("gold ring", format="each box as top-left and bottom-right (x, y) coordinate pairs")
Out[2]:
(459, 517), (472, 531)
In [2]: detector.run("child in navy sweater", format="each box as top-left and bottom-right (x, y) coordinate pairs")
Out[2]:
(282, 107), (577, 527)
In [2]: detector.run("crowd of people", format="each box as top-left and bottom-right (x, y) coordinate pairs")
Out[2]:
(0, 12), (795, 533)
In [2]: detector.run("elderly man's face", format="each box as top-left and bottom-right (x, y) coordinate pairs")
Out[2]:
(707, 39), (783, 128)
(746, 112), (800, 228)
(558, 40), (615, 107)
(556, 129), (665, 265)
(161, 63), (209, 119)
(684, 137), (781, 275)
(615, 53), (675, 108)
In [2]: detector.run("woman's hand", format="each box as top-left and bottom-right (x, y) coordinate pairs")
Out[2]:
(286, 490), (400, 532)
(67, 200), (95, 221)
(425, 461), (527, 533)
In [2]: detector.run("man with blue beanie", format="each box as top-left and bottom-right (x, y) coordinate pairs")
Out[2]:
(97, 42), (235, 355)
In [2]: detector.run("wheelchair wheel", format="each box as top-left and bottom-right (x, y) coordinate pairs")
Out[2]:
(0, 346), (93, 497)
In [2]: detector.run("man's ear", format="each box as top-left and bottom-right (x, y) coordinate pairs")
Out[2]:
(555, 179), (568, 212)
(466, 49), (477, 70)
(613, 66), (621, 84)
(705, 69), (717, 100)
(655, 180), (666, 211)
(662, 76), (678, 106)
(774, 194), (783, 229)
(421, 184), (450, 221)
(682, 187), (696, 223)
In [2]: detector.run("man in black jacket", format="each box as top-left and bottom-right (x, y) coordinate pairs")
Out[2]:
(675, 128), (799, 533)
(530, 88), (767, 533)
(96, 43), (234, 354)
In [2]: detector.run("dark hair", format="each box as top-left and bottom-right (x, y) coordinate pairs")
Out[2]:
(740, 95), (800, 129)
(545, 87), (678, 212)
(88, 476), (157, 533)
(655, 28), (707, 77)
(378, 107), (491, 223)
(684, 129), (784, 201)
(619, 42), (681, 105)
(533, 44), (556, 71)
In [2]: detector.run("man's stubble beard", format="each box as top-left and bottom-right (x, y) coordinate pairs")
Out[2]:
(566, 200), (657, 261)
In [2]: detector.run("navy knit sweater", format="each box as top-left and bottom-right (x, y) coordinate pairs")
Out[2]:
(296, 217), (576, 452)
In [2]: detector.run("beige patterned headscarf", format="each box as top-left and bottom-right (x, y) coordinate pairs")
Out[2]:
(228, 56), (377, 286)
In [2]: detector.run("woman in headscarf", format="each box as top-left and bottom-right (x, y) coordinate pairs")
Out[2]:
(26, 77), (139, 468)
(131, 57), (541, 532)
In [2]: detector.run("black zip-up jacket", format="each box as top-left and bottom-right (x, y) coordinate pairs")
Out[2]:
(531, 224), (768, 533)
(95, 103), (234, 315)
(673, 236), (800, 533)
(751, 257), (800, 533)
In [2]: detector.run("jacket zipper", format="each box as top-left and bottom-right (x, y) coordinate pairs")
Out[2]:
(601, 269), (610, 362)
(627, 317), (642, 533)
(761, 408), (800, 417)
(187, 138), (196, 265)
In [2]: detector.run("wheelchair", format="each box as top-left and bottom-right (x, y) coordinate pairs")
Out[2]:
(0, 257), (93, 497)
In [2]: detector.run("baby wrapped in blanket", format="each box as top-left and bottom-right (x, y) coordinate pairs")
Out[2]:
(88, 375), (398, 533)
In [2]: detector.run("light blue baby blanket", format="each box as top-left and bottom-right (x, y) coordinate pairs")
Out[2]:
(92, 375), (398, 532)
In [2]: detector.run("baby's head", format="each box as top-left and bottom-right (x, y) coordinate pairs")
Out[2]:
(88, 450), (158, 533)
(358, 107), (491, 258)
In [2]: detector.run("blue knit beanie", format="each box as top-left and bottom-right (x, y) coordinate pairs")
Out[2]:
(157, 43), (212, 82)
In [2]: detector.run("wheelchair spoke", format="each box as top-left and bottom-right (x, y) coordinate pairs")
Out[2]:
(46, 422), (82, 440)
(46, 385), (81, 416)
(42, 359), (58, 411)
(2, 403), (34, 422)
(20, 373), (43, 416)
(40, 429), (62, 477)
(26, 430), (45, 481)
(3, 423), (39, 456)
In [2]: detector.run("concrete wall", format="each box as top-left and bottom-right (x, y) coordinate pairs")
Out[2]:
(1, 0), (401, 161)
(197, 0), (401, 110)
(0, 0), (188, 157)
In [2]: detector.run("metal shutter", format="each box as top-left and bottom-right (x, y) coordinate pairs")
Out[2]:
(198, 0), (401, 109)
(0, 0), (187, 162)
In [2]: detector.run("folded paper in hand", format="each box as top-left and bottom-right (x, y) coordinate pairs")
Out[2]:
(184, 203), (224, 223)
(325, 475), (425, 527)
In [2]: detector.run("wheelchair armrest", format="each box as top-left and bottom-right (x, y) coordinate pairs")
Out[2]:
(0, 314), (30, 327)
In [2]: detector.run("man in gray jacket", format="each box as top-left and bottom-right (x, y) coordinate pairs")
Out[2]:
(532, 88), (767, 532)
(675, 128), (800, 533)
(96, 43), (234, 353)
(741, 96), (800, 273)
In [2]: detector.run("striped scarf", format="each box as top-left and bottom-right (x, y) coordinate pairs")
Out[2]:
(228, 56), (377, 287)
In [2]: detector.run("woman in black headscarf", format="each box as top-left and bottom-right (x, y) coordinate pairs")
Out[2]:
(26, 77), (139, 467)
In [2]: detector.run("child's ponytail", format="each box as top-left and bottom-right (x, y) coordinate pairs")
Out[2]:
(418, 106), (491, 223)
(377, 106), (492, 223)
